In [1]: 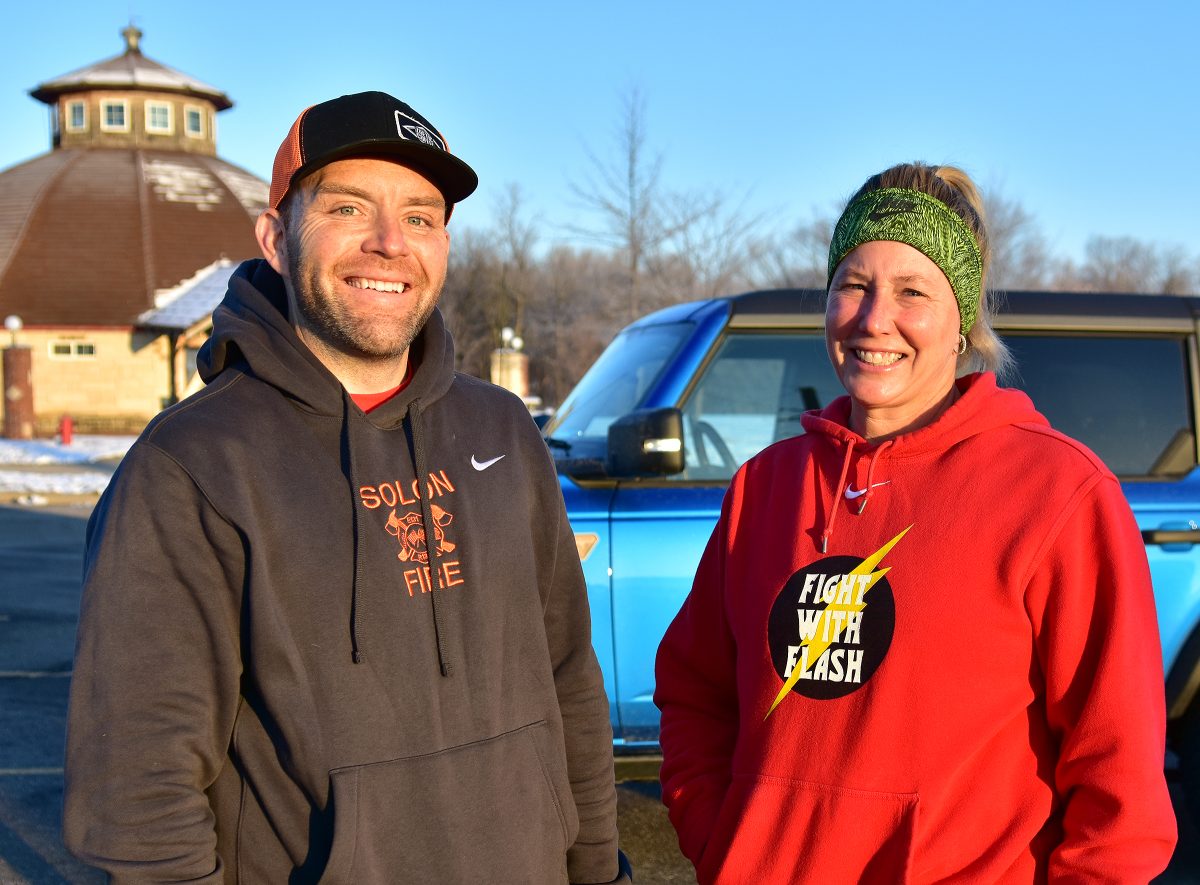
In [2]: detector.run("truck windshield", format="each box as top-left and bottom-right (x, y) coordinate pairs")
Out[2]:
(543, 321), (692, 450)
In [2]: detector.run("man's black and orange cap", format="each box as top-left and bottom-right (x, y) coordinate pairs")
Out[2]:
(268, 91), (479, 213)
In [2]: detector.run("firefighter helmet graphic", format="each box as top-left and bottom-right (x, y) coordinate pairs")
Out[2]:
(386, 505), (456, 563)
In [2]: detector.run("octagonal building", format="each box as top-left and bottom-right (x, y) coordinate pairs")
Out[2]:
(0, 26), (266, 433)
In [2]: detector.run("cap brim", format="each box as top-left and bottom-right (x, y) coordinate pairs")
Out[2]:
(291, 139), (479, 205)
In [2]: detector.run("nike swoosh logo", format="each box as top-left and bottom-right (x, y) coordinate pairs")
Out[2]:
(845, 480), (891, 499)
(867, 206), (910, 223)
(471, 454), (506, 471)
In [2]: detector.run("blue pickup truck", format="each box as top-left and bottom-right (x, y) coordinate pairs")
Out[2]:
(543, 287), (1200, 793)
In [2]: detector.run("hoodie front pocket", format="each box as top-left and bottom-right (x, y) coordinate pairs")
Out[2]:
(698, 772), (918, 884)
(320, 720), (574, 884)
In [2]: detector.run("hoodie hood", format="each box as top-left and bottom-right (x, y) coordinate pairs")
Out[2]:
(801, 372), (1049, 456)
(197, 258), (457, 427)
(196, 258), (460, 670)
(800, 373), (1050, 551)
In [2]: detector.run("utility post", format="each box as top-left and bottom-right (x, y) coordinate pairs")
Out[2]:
(3, 315), (34, 440)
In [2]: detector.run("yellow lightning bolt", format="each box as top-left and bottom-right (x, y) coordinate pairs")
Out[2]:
(765, 525), (912, 718)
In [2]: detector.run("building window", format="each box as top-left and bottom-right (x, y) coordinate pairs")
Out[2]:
(100, 100), (129, 132)
(184, 105), (204, 138)
(146, 101), (172, 134)
(66, 100), (87, 132)
(48, 340), (97, 360)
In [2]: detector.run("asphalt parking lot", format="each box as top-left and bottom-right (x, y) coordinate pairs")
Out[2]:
(0, 501), (1196, 883)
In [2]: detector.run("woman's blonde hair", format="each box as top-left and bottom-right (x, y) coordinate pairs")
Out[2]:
(841, 162), (1014, 379)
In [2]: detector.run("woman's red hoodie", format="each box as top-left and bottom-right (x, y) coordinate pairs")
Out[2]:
(654, 372), (1177, 883)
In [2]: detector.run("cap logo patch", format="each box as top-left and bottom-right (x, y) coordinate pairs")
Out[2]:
(394, 110), (445, 151)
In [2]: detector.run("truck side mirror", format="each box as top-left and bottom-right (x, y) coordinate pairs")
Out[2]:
(606, 407), (685, 478)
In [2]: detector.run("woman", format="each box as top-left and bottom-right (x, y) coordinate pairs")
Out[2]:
(654, 163), (1177, 882)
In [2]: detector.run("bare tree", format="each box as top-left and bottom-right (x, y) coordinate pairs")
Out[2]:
(526, 246), (625, 405)
(1077, 236), (1163, 293)
(651, 190), (765, 301)
(569, 87), (664, 321)
(493, 183), (539, 343)
(441, 228), (503, 379)
(750, 213), (834, 290)
(440, 186), (544, 383)
(569, 87), (758, 318)
(1159, 246), (1197, 295)
(984, 191), (1053, 291)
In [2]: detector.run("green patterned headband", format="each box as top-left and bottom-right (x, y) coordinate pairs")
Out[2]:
(826, 188), (983, 336)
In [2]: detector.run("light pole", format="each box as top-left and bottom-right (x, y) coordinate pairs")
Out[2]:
(491, 326), (530, 401)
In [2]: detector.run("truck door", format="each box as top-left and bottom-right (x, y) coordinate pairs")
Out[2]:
(609, 332), (843, 744)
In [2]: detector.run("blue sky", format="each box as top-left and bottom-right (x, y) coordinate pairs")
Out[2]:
(3, 0), (1198, 266)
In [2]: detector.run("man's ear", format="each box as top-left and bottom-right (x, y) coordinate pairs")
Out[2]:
(255, 208), (288, 276)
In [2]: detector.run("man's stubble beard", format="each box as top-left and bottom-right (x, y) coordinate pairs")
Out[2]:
(285, 230), (442, 362)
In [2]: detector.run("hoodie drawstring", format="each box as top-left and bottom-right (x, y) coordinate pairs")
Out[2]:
(855, 439), (894, 515)
(820, 440), (856, 554)
(345, 391), (367, 664)
(409, 399), (453, 677)
(818, 438), (895, 552)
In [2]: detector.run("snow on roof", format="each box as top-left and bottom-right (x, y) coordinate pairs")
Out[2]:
(140, 258), (237, 331)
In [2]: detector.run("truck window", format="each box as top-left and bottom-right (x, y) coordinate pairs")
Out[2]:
(1003, 333), (1196, 478)
(674, 332), (844, 481)
(543, 322), (692, 455)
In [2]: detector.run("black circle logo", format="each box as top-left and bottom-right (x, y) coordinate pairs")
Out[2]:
(766, 555), (895, 701)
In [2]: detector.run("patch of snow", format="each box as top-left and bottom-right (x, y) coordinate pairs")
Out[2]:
(0, 436), (135, 466)
(0, 471), (112, 495)
(0, 435), (134, 499)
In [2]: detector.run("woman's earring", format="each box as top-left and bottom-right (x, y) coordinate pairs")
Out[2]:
(955, 334), (968, 356)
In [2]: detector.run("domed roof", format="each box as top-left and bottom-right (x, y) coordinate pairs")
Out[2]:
(30, 26), (231, 110)
(0, 26), (265, 330)
(0, 148), (265, 326)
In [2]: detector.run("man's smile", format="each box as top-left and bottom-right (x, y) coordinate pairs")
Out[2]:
(347, 277), (408, 294)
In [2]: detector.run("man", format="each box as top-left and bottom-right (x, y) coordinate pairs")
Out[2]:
(63, 91), (631, 884)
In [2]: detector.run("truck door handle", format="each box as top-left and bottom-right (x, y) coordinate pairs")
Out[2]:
(1141, 529), (1200, 545)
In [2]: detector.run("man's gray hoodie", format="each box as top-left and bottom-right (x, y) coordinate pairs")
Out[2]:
(63, 259), (627, 883)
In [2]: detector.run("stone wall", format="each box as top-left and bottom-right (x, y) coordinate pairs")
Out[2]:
(9, 327), (171, 435)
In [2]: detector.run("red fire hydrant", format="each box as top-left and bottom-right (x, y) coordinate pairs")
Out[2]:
(59, 414), (73, 446)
